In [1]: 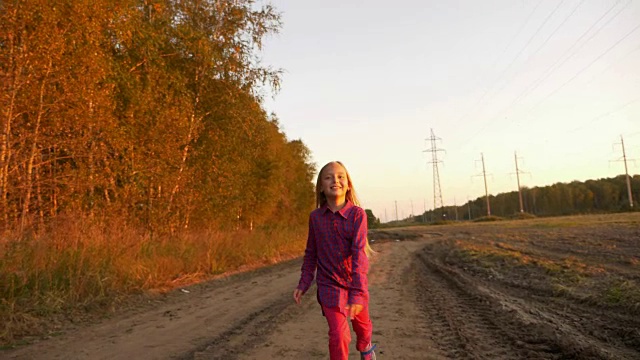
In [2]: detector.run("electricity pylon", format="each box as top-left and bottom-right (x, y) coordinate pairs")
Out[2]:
(424, 129), (445, 219)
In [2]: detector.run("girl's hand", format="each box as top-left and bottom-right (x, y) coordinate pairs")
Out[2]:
(345, 303), (363, 319)
(293, 289), (304, 304)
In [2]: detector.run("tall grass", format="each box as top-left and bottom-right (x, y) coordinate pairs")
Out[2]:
(0, 215), (307, 345)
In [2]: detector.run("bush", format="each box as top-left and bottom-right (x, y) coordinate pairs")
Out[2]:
(509, 212), (537, 220)
(473, 215), (505, 222)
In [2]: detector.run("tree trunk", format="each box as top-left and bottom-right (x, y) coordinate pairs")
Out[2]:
(1, 8), (22, 227)
(36, 153), (45, 228)
(167, 72), (200, 214)
(21, 58), (51, 230)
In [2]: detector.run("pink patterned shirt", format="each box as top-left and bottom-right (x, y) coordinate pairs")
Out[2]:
(297, 200), (369, 308)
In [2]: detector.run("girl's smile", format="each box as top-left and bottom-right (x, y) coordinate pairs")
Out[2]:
(321, 163), (350, 199)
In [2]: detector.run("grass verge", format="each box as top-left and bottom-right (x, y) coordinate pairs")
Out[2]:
(0, 215), (306, 346)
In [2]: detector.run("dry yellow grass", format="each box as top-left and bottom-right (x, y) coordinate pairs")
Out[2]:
(0, 215), (307, 344)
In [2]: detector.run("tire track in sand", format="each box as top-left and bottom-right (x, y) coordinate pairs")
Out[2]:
(413, 251), (565, 359)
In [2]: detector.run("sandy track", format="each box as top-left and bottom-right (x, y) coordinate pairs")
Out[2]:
(5, 237), (441, 360)
(229, 239), (442, 360)
(5, 227), (640, 359)
(4, 259), (303, 360)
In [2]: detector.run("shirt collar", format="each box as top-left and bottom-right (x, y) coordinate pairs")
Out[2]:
(322, 200), (353, 219)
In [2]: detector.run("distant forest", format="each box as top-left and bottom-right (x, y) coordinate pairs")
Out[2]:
(0, 0), (316, 232)
(416, 175), (640, 222)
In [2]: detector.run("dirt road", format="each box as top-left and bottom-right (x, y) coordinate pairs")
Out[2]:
(5, 222), (640, 359)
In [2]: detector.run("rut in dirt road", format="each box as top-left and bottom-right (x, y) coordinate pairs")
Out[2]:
(413, 252), (563, 359)
(184, 291), (303, 360)
(414, 245), (640, 360)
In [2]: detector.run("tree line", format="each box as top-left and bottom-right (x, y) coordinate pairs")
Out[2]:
(0, 0), (315, 233)
(413, 174), (640, 223)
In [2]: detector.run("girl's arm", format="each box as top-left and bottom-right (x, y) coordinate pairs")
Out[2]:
(348, 208), (369, 306)
(297, 217), (317, 293)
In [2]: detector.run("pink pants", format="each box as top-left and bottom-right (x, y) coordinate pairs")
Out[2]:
(321, 304), (373, 360)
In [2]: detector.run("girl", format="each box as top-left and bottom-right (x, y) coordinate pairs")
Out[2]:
(293, 161), (377, 360)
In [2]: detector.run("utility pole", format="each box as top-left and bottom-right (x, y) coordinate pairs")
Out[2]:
(512, 151), (530, 213)
(474, 153), (491, 216)
(423, 198), (426, 223)
(482, 153), (491, 216)
(395, 200), (398, 221)
(424, 129), (445, 219)
(613, 135), (636, 208)
(384, 208), (387, 223)
(454, 197), (459, 221)
(467, 196), (472, 220)
(410, 200), (414, 218)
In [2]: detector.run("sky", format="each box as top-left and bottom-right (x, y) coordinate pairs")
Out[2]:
(258, 0), (640, 222)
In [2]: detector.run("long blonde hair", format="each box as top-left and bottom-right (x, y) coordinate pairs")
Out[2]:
(316, 161), (374, 258)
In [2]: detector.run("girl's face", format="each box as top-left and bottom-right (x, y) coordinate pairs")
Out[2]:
(320, 162), (350, 201)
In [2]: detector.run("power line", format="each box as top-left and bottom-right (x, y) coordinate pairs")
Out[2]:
(487, 0), (585, 112)
(456, 1), (632, 149)
(452, 0), (544, 128)
(484, 0), (567, 100)
(456, 0), (565, 149)
(528, 21), (640, 115)
(580, 42), (640, 89)
(506, 0), (628, 116)
(458, 0), (630, 149)
(567, 94), (640, 134)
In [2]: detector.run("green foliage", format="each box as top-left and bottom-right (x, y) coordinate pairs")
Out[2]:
(430, 219), (456, 225)
(417, 175), (639, 222)
(473, 215), (505, 222)
(602, 280), (640, 305)
(365, 209), (380, 228)
(509, 212), (537, 220)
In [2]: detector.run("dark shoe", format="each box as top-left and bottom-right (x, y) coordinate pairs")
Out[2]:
(360, 343), (377, 360)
